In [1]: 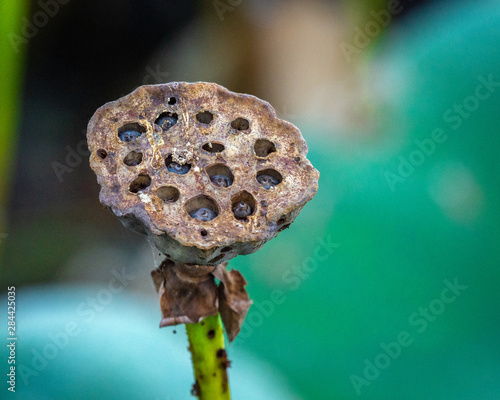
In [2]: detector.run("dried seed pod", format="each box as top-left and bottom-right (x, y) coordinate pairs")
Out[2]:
(87, 82), (319, 265)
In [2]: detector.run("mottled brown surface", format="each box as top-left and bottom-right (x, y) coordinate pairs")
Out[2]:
(87, 82), (319, 265)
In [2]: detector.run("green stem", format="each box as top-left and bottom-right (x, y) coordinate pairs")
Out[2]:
(186, 314), (231, 400)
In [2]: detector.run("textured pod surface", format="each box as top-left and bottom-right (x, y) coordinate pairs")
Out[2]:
(87, 82), (319, 265)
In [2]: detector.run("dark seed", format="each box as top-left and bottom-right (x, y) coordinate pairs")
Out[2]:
(156, 113), (178, 131)
(118, 130), (142, 142)
(233, 201), (252, 219)
(190, 208), (217, 222)
(211, 174), (232, 187)
(257, 174), (279, 189)
(167, 162), (191, 175)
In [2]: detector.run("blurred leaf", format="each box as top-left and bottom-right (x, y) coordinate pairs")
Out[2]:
(0, 0), (29, 255)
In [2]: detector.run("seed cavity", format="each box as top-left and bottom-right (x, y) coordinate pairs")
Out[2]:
(155, 112), (178, 131)
(123, 151), (143, 166)
(231, 117), (249, 131)
(212, 175), (231, 187)
(97, 149), (107, 159)
(185, 195), (219, 222)
(254, 139), (276, 157)
(129, 174), (151, 193)
(157, 186), (180, 203)
(233, 202), (251, 219)
(166, 155), (191, 175)
(202, 142), (225, 153)
(191, 208), (217, 222)
(118, 123), (146, 142)
(206, 164), (234, 188)
(231, 191), (256, 221)
(256, 169), (282, 190)
(196, 111), (214, 125)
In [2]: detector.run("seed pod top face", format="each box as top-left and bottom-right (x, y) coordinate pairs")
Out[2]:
(87, 82), (319, 265)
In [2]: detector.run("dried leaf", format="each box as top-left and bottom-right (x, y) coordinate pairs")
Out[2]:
(153, 260), (218, 326)
(214, 264), (253, 342)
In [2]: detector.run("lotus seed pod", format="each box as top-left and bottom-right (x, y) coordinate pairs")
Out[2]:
(87, 82), (319, 265)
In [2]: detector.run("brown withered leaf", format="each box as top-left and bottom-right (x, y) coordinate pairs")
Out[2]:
(213, 264), (253, 342)
(152, 260), (218, 326)
(151, 268), (164, 293)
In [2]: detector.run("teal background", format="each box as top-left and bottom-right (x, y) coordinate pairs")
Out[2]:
(235, 3), (500, 398)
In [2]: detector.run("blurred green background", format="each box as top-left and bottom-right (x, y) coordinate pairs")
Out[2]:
(1, 0), (500, 399)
